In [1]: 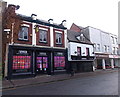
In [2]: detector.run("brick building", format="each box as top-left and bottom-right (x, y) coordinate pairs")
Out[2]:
(3, 4), (67, 78)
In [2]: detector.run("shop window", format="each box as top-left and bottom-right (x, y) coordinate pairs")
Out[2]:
(56, 32), (62, 44)
(54, 52), (65, 70)
(18, 26), (28, 40)
(12, 50), (32, 74)
(39, 29), (47, 43)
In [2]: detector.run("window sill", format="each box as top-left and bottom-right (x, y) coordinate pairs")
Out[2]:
(39, 41), (48, 44)
(56, 43), (63, 45)
(18, 39), (29, 42)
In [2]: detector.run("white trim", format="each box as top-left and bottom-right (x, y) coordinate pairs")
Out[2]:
(54, 28), (64, 31)
(55, 30), (62, 33)
(37, 24), (50, 28)
(23, 21), (32, 24)
(39, 27), (48, 31)
(21, 24), (30, 27)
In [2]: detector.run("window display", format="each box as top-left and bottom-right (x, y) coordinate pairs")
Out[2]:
(13, 56), (31, 70)
(54, 56), (65, 69)
(12, 50), (32, 73)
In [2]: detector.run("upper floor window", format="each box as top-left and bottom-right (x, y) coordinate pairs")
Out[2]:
(104, 45), (107, 52)
(76, 34), (85, 42)
(115, 38), (118, 44)
(113, 47), (116, 54)
(18, 26), (28, 40)
(80, 34), (85, 41)
(56, 32), (62, 44)
(97, 44), (100, 51)
(93, 44), (96, 51)
(39, 29), (47, 43)
(107, 46), (109, 52)
(111, 36), (115, 44)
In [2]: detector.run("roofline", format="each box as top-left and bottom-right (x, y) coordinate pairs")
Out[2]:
(17, 14), (67, 30)
(68, 40), (94, 45)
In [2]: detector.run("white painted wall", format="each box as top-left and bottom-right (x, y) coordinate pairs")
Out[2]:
(109, 33), (118, 54)
(89, 27), (102, 52)
(68, 42), (94, 60)
(88, 26), (111, 53)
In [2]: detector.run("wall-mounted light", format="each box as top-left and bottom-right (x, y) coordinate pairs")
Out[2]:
(4, 29), (11, 38)
(74, 51), (77, 54)
(82, 52), (85, 54)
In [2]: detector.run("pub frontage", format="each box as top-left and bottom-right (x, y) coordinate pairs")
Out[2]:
(7, 45), (67, 79)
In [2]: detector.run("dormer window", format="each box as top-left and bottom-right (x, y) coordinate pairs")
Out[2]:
(76, 34), (85, 42)
(18, 26), (29, 40)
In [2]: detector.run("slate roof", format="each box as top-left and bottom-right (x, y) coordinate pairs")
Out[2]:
(17, 14), (67, 30)
(67, 30), (93, 45)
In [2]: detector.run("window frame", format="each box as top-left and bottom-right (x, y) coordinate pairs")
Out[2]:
(39, 29), (48, 43)
(18, 26), (29, 41)
(55, 32), (62, 45)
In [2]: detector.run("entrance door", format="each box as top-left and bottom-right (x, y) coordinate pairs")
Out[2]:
(36, 56), (48, 73)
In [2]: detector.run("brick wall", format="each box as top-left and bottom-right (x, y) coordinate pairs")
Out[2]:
(70, 23), (81, 32)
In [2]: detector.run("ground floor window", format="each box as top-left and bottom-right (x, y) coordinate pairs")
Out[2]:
(12, 50), (32, 74)
(54, 52), (65, 70)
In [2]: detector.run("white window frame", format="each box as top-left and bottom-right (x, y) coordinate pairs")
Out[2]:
(97, 44), (100, 51)
(39, 29), (48, 43)
(18, 26), (29, 41)
(56, 32), (62, 45)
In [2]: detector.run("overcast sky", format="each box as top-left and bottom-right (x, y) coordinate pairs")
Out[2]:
(5, 0), (119, 35)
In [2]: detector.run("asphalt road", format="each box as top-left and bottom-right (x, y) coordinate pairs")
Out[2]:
(2, 71), (118, 95)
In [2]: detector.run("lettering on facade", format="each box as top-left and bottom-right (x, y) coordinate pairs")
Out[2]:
(96, 54), (109, 58)
(18, 50), (28, 54)
(55, 52), (64, 56)
(38, 52), (47, 56)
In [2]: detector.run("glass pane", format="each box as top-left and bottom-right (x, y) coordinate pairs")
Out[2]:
(39, 30), (47, 42)
(54, 56), (65, 68)
(12, 56), (31, 70)
(43, 57), (48, 68)
(56, 33), (62, 44)
(18, 29), (23, 39)
(23, 27), (28, 40)
(36, 57), (42, 69)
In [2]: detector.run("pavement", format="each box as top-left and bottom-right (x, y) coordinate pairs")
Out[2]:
(2, 68), (118, 90)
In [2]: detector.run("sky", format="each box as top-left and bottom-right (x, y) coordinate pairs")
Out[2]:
(4, 0), (119, 35)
